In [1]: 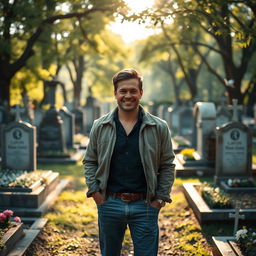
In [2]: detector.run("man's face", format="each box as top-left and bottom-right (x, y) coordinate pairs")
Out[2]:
(114, 78), (143, 112)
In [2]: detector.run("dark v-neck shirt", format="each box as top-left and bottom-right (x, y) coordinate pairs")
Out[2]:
(107, 110), (147, 193)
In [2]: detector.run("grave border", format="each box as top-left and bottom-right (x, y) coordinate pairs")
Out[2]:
(212, 236), (243, 256)
(182, 182), (256, 224)
(0, 223), (24, 256)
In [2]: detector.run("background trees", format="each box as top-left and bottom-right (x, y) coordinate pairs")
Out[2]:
(0, 0), (126, 107)
(130, 0), (256, 108)
(1, 0), (255, 111)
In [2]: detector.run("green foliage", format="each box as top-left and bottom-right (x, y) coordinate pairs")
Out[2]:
(201, 183), (233, 209)
(0, 0), (127, 106)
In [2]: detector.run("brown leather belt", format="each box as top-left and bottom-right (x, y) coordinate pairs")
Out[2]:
(107, 191), (146, 202)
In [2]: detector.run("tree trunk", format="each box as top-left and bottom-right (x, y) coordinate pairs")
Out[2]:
(0, 77), (11, 108)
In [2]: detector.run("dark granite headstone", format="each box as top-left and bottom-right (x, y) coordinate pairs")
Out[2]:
(60, 106), (75, 149)
(84, 96), (101, 135)
(72, 107), (86, 134)
(178, 106), (193, 138)
(38, 106), (66, 153)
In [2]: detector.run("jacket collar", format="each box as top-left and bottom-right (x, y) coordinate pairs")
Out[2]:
(101, 105), (156, 126)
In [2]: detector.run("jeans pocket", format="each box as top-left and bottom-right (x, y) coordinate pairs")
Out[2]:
(149, 204), (160, 212)
(97, 195), (112, 207)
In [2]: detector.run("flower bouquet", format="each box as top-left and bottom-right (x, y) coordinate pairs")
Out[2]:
(236, 227), (256, 256)
(0, 210), (21, 229)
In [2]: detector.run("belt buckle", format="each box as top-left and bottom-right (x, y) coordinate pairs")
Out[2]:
(120, 193), (131, 202)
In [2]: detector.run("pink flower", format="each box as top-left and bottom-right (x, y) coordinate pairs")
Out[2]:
(14, 216), (21, 223)
(0, 213), (6, 221)
(3, 210), (13, 218)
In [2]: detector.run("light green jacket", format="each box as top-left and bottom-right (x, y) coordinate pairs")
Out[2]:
(83, 106), (175, 203)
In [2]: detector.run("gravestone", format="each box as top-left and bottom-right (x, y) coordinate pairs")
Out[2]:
(34, 108), (44, 128)
(0, 105), (8, 125)
(60, 106), (75, 149)
(162, 104), (172, 123)
(227, 99), (243, 122)
(1, 105), (36, 171)
(214, 99), (252, 185)
(84, 94), (101, 135)
(165, 106), (173, 129)
(101, 102), (111, 116)
(38, 80), (66, 153)
(169, 105), (180, 135)
(178, 105), (193, 139)
(147, 101), (158, 116)
(216, 96), (232, 127)
(38, 106), (66, 153)
(0, 105), (8, 159)
(193, 102), (216, 159)
(72, 107), (86, 135)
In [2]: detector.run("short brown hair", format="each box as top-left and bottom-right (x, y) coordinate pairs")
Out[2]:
(112, 68), (143, 91)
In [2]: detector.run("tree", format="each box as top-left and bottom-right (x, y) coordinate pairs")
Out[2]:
(128, 0), (256, 105)
(0, 0), (124, 107)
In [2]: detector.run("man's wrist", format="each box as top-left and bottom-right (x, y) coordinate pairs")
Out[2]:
(156, 199), (166, 207)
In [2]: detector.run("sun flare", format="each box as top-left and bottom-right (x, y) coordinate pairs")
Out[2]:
(109, 0), (157, 44)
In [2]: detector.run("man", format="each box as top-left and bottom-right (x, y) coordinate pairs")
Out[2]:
(83, 68), (175, 256)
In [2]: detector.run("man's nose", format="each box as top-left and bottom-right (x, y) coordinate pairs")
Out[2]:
(124, 92), (132, 97)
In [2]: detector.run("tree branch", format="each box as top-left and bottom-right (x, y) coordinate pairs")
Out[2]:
(11, 7), (113, 75)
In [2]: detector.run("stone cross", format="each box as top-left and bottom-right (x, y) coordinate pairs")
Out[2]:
(229, 99), (243, 122)
(11, 105), (24, 122)
(229, 206), (245, 236)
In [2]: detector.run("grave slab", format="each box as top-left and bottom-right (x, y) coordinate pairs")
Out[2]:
(212, 236), (243, 256)
(220, 181), (256, 193)
(174, 157), (215, 177)
(37, 149), (85, 164)
(0, 179), (69, 217)
(5, 217), (48, 256)
(0, 223), (24, 256)
(182, 182), (256, 224)
(7, 229), (40, 256)
(0, 171), (59, 208)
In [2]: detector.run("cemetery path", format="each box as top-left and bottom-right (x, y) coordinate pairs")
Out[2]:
(24, 182), (213, 256)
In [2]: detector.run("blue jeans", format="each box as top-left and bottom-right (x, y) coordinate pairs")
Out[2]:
(97, 195), (160, 256)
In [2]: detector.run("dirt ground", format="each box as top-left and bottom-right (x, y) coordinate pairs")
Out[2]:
(24, 186), (213, 256)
